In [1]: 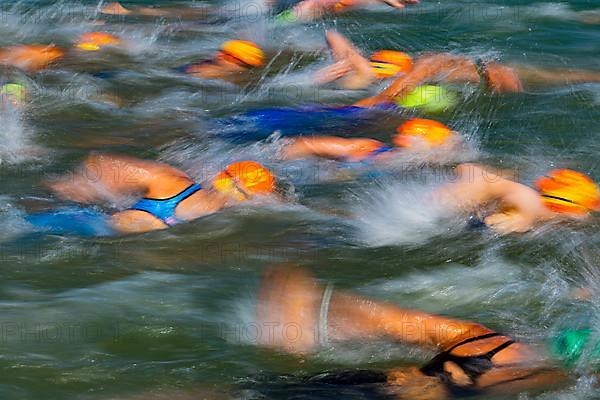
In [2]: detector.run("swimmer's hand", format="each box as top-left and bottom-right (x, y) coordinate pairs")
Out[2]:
(378, 0), (418, 9)
(484, 212), (534, 234)
(386, 367), (447, 399)
(100, 2), (132, 15)
(314, 61), (353, 85)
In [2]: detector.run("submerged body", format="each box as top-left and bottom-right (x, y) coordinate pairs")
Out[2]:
(256, 266), (568, 398)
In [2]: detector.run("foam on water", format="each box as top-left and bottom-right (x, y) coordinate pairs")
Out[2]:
(0, 104), (44, 164)
(351, 180), (461, 247)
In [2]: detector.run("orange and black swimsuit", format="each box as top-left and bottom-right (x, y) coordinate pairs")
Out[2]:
(420, 332), (515, 395)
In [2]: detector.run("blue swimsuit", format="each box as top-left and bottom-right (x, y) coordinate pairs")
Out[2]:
(367, 145), (395, 158)
(129, 183), (203, 226)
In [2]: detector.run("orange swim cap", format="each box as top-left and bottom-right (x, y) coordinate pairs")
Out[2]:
(535, 169), (600, 215)
(76, 32), (121, 51)
(369, 50), (413, 79)
(394, 118), (453, 148)
(333, 0), (358, 12)
(212, 161), (276, 201)
(220, 40), (265, 68)
(3, 45), (65, 71)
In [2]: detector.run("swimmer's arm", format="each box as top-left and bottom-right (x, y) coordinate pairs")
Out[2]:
(483, 181), (546, 234)
(281, 137), (383, 161)
(328, 31), (372, 81)
(354, 54), (470, 107)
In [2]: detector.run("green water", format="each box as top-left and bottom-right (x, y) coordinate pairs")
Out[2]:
(0, 0), (599, 398)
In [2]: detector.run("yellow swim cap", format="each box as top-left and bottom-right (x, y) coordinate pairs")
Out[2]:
(76, 32), (121, 51)
(394, 118), (453, 148)
(535, 169), (600, 215)
(220, 40), (265, 68)
(212, 161), (276, 201)
(369, 50), (413, 79)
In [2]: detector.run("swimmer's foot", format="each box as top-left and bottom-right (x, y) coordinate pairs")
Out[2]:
(100, 2), (132, 15)
(256, 265), (321, 354)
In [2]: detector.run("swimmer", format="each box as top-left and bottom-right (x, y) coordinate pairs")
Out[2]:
(74, 32), (122, 52)
(256, 265), (569, 398)
(314, 31), (413, 90)
(46, 154), (279, 234)
(0, 44), (65, 73)
(178, 40), (265, 83)
(277, 0), (418, 23)
(281, 118), (457, 162)
(355, 52), (600, 107)
(0, 32), (124, 74)
(434, 164), (600, 234)
(100, 2), (212, 19)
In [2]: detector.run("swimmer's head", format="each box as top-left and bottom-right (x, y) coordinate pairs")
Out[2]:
(75, 32), (121, 51)
(393, 118), (453, 148)
(8, 45), (65, 72)
(369, 50), (413, 79)
(212, 161), (276, 201)
(549, 328), (600, 367)
(535, 169), (600, 216)
(216, 40), (265, 69)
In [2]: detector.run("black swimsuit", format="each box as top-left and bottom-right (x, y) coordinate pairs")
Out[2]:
(420, 332), (515, 395)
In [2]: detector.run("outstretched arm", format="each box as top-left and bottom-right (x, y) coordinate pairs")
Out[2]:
(354, 53), (476, 107)
(281, 137), (384, 161)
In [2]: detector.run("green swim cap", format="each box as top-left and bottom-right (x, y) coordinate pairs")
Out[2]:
(549, 328), (600, 367)
(395, 85), (457, 113)
(1, 83), (27, 103)
(274, 9), (297, 23)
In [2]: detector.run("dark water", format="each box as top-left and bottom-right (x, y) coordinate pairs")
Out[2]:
(0, 0), (600, 399)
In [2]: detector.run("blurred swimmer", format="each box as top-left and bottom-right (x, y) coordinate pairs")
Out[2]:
(177, 40), (265, 83)
(0, 33), (124, 74)
(276, 0), (418, 22)
(256, 265), (567, 398)
(281, 118), (458, 162)
(0, 44), (64, 73)
(314, 31), (413, 90)
(74, 32), (122, 52)
(46, 154), (279, 234)
(434, 164), (600, 234)
(355, 52), (600, 107)
(101, 2), (213, 19)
